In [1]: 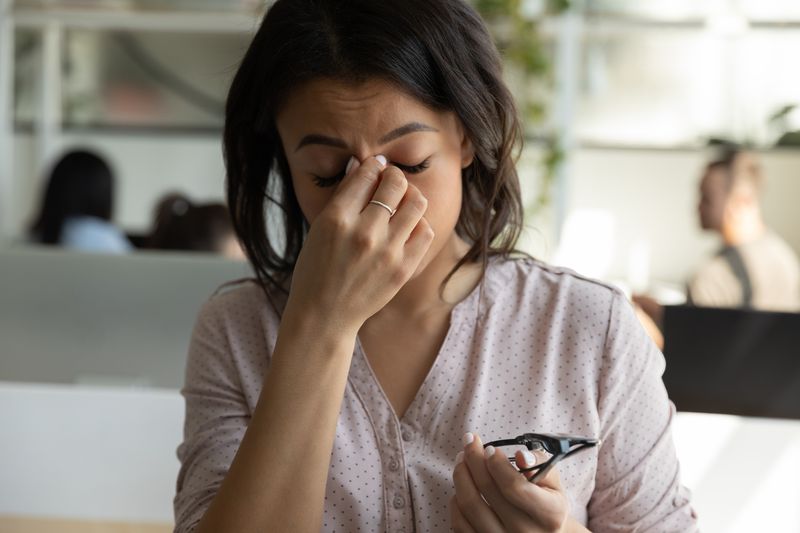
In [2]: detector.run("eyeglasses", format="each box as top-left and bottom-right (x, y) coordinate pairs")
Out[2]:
(483, 433), (600, 483)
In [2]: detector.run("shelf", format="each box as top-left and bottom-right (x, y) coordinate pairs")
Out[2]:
(11, 4), (264, 33)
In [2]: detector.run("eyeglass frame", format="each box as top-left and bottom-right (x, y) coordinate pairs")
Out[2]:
(483, 432), (600, 483)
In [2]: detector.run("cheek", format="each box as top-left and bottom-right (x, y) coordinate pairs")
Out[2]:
(413, 160), (463, 231)
(291, 175), (336, 224)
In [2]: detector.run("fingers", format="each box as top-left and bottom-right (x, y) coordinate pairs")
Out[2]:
(484, 448), (568, 530)
(452, 452), (504, 533)
(402, 216), (435, 271)
(484, 448), (556, 514)
(389, 182), (428, 245)
(462, 433), (528, 529)
(362, 165), (408, 223)
(449, 495), (479, 533)
(329, 155), (387, 213)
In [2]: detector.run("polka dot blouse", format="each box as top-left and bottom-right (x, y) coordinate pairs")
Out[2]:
(173, 257), (698, 532)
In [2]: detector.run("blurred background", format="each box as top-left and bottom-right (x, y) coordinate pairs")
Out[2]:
(0, 0), (799, 531)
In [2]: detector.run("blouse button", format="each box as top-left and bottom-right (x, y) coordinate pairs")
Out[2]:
(388, 457), (400, 471)
(401, 429), (413, 442)
(393, 494), (406, 509)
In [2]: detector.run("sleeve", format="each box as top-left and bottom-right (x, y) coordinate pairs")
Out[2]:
(587, 292), (699, 532)
(172, 297), (251, 533)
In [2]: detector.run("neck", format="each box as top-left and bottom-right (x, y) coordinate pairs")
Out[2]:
(722, 210), (766, 246)
(368, 235), (478, 323)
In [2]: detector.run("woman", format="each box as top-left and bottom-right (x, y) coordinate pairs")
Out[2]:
(147, 193), (246, 259)
(174, 1), (698, 531)
(29, 149), (131, 253)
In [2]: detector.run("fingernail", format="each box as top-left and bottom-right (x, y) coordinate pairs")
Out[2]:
(521, 450), (536, 466)
(375, 154), (387, 168)
(484, 446), (495, 458)
(462, 432), (474, 446)
(345, 156), (359, 175)
(455, 451), (464, 465)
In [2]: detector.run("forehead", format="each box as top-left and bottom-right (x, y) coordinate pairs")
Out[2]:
(276, 77), (455, 141)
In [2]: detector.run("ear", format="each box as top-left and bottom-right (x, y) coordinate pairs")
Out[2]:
(458, 124), (475, 169)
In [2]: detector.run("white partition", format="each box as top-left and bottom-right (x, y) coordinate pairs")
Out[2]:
(0, 246), (251, 388)
(1, 379), (798, 531)
(0, 382), (182, 524)
(672, 413), (800, 532)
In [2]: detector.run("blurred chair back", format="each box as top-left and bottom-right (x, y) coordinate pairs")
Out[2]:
(0, 246), (251, 388)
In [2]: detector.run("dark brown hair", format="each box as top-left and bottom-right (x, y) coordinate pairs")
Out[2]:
(224, 0), (526, 296)
(30, 149), (115, 244)
(148, 193), (237, 253)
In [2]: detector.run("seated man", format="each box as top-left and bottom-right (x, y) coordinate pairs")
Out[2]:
(690, 149), (799, 311)
(635, 150), (800, 348)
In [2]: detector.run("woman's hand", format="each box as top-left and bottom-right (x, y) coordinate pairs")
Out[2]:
(450, 432), (573, 533)
(284, 155), (435, 336)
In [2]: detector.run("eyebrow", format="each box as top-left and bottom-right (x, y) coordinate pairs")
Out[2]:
(294, 122), (439, 152)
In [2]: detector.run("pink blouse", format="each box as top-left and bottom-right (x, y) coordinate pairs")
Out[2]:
(174, 257), (698, 532)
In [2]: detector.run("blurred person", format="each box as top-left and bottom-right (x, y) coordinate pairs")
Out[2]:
(148, 193), (245, 260)
(690, 149), (799, 311)
(29, 149), (132, 254)
(635, 149), (800, 340)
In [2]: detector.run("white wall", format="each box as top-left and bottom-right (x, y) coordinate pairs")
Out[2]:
(3, 382), (798, 531)
(550, 147), (800, 286)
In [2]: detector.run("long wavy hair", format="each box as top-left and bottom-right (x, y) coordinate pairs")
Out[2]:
(224, 0), (526, 297)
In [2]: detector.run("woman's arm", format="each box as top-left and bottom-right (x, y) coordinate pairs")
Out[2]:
(194, 309), (357, 533)
(587, 293), (698, 532)
(183, 155), (433, 532)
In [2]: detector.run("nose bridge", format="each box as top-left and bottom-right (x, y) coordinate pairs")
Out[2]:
(351, 141), (385, 163)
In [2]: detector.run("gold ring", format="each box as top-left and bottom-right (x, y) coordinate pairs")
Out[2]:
(368, 200), (397, 217)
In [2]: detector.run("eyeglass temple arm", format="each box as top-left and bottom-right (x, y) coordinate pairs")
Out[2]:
(563, 438), (600, 459)
(482, 438), (525, 448)
(528, 439), (599, 483)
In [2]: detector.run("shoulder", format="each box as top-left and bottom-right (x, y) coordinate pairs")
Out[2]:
(691, 253), (738, 288)
(193, 277), (286, 340)
(61, 216), (132, 253)
(689, 254), (741, 306)
(761, 231), (800, 264)
(486, 255), (623, 314)
(480, 256), (632, 352)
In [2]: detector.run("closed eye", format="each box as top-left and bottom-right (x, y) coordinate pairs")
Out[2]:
(312, 158), (432, 188)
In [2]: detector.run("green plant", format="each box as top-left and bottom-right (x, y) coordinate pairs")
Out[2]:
(474, 0), (570, 218)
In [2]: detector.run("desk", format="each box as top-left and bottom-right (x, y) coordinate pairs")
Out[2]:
(1, 382), (798, 532)
(0, 516), (171, 533)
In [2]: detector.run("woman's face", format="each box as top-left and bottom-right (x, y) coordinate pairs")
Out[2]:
(275, 77), (474, 274)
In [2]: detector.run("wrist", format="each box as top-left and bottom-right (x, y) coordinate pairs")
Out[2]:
(278, 304), (359, 355)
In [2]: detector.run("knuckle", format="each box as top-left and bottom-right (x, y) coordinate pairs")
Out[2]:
(390, 263), (409, 285)
(320, 208), (349, 232)
(354, 229), (378, 251)
(409, 193), (428, 212)
(419, 218), (435, 239)
(378, 246), (399, 267)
